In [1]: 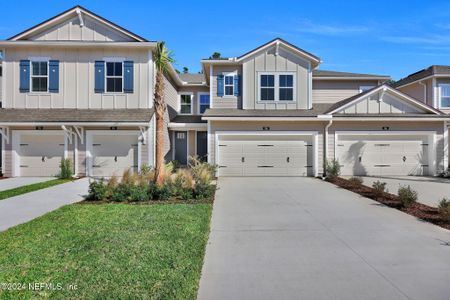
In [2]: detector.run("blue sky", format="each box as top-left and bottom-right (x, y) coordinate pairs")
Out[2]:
(2, 0), (450, 79)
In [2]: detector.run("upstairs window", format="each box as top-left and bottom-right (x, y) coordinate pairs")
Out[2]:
(31, 61), (48, 92)
(224, 75), (234, 96)
(180, 94), (192, 114)
(440, 84), (450, 108)
(106, 61), (123, 93)
(199, 94), (210, 114)
(260, 74), (275, 101)
(359, 85), (375, 93)
(259, 73), (295, 101)
(279, 74), (294, 101)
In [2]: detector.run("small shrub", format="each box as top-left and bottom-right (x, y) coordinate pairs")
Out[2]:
(153, 184), (172, 201)
(140, 164), (152, 175)
(372, 180), (387, 199)
(398, 185), (418, 208)
(348, 176), (363, 186)
(110, 183), (136, 202)
(325, 159), (341, 180)
(129, 185), (150, 202)
(194, 181), (215, 200)
(59, 158), (73, 179)
(438, 198), (450, 220)
(87, 178), (108, 201)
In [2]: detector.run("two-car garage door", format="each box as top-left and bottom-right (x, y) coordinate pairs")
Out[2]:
(337, 134), (431, 176)
(217, 134), (316, 177)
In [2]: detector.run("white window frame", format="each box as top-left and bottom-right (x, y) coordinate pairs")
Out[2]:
(104, 59), (124, 94)
(198, 92), (210, 114)
(439, 83), (450, 109)
(359, 85), (375, 93)
(258, 72), (296, 102)
(29, 57), (50, 93)
(223, 72), (236, 97)
(179, 93), (193, 115)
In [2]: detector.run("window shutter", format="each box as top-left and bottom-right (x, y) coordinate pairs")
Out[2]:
(48, 60), (59, 93)
(123, 61), (134, 93)
(94, 61), (105, 93)
(234, 75), (240, 96)
(217, 74), (224, 97)
(19, 60), (30, 93)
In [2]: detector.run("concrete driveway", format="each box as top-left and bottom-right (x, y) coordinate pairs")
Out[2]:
(358, 176), (450, 207)
(198, 177), (450, 300)
(0, 178), (89, 231)
(0, 177), (55, 191)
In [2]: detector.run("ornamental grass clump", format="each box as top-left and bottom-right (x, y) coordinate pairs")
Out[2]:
(372, 180), (387, 199)
(438, 198), (450, 220)
(398, 185), (418, 208)
(325, 159), (340, 181)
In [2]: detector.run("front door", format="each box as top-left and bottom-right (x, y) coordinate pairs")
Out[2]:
(196, 131), (208, 162)
(174, 131), (188, 165)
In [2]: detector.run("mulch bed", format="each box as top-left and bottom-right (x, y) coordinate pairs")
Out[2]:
(328, 177), (450, 230)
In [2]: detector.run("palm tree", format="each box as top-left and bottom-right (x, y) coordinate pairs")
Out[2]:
(153, 42), (174, 185)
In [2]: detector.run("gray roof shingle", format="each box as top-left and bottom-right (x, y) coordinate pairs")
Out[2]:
(392, 65), (450, 88)
(0, 109), (154, 123)
(313, 69), (390, 79)
(203, 104), (334, 117)
(171, 115), (206, 123)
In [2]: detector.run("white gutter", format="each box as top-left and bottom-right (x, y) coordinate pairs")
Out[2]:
(202, 117), (323, 121)
(0, 41), (157, 48)
(395, 74), (450, 89)
(313, 76), (390, 81)
(0, 122), (151, 126)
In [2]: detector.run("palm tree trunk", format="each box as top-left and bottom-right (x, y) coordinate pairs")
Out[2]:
(154, 71), (166, 185)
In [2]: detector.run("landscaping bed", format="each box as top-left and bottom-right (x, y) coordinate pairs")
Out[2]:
(0, 203), (212, 299)
(328, 176), (450, 230)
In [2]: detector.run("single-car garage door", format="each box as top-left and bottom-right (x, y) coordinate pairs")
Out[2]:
(217, 135), (315, 177)
(91, 134), (138, 177)
(337, 134), (430, 176)
(19, 133), (65, 177)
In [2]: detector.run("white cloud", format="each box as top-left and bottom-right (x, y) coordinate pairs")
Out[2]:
(381, 34), (450, 45)
(292, 19), (369, 36)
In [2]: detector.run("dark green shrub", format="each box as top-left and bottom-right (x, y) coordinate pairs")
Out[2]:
(372, 180), (387, 199)
(438, 198), (450, 220)
(348, 177), (363, 186)
(111, 183), (134, 202)
(87, 179), (107, 201)
(325, 159), (341, 180)
(153, 184), (171, 201)
(194, 182), (215, 200)
(129, 185), (150, 202)
(59, 158), (73, 179)
(398, 185), (418, 208)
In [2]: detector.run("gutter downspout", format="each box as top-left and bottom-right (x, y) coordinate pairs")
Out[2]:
(323, 119), (333, 178)
(419, 81), (427, 103)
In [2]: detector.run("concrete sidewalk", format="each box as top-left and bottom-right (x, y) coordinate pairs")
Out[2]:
(198, 177), (450, 300)
(0, 178), (89, 231)
(0, 177), (55, 191)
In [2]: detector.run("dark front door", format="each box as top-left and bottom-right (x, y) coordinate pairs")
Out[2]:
(196, 131), (208, 162)
(174, 131), (188, 165)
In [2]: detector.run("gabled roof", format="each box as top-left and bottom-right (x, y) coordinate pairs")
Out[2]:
(201, 38), (321, 67)
(313, 69), (390, 80)
(8, 5), (149, 42)
(392, 65), (450, 88)
(203, 104), (334, 118)
(325, 84), (443, 115)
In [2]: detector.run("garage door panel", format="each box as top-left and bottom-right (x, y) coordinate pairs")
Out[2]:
(337, 135), (430, 176)
(218, 135), (313, 177)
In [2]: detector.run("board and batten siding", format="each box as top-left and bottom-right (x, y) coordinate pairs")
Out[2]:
(242, 46), (310, 110)
(211, 65), (241, 109)
(30, 15), (135, 42)
(312, 80), (379, 104)
(326, 121), (446, 173)
(178, 86), (209, 115)
(208, 121), (325, 175)
(4, 47), (152, 109)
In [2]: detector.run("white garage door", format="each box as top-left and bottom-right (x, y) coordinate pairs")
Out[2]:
(91, 135), (138, 177)
(19, 133), (65, 177)
(337, 135), (429, 176)
(217, 136), (313, 177)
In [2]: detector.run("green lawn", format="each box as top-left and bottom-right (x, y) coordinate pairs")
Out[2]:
(0, 203), (212, 299)
(0, 179), (71, 200)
